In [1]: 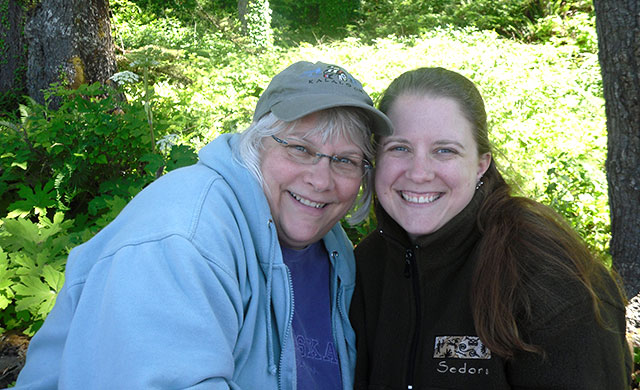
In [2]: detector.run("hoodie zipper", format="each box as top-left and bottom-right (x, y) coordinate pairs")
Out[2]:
(404, 247), (421, 390)
(330, 250), (348, 390)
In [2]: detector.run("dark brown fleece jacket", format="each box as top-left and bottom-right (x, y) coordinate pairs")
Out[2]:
(350, 190), (631, 390)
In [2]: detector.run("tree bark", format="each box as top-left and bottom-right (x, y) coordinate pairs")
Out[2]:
(593, 0), (640, 298)
(237, 0), (272, 49)
(24, 0), (116, 106)
(0, 0), (28, 110)
(238, 0), (248, 31)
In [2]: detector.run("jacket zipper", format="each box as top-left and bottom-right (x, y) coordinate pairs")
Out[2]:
(404, 247), (421, 390)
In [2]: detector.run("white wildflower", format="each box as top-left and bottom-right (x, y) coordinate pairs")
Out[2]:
(157, 134), (181, 153)
(109, 71), (140, 85)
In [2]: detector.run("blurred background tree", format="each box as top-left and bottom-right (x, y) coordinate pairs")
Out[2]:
(238, 0), (273, 49)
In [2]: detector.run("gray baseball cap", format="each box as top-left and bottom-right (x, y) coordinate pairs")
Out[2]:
(253, 61), (393, 136)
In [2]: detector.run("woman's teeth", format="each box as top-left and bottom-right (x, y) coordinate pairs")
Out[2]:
(290, 191), (326, 208)
(401, 192), (441, 204)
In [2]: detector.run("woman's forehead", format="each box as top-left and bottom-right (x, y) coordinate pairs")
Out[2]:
(283, 119), (362, 148)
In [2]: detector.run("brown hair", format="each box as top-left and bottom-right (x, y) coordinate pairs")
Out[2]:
(378, 67), (626, 358)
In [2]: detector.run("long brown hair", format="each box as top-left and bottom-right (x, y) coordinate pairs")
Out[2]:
(378, 67), (626, 358)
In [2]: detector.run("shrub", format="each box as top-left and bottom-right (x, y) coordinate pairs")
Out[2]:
(0, 212), (81, 335)
(271, 0), (359, 37)
(0, 80), (198, 226)
(355, 0), (596, 49)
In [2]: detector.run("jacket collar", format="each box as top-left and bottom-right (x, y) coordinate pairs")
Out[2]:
(375, 188), (485, 270)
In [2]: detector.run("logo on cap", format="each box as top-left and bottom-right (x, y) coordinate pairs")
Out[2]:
(323, 65), (349, 82)
(299, 65), (363, 94)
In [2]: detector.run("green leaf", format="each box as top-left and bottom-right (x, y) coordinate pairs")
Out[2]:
(12, 252), (43, 276)
(141, 153), (165, 176)
(7, 182), (57, 217)
(0, 120), (20, 132)
(96, 154), (108, 164)
(166, 144), (198, 171)
(0, 250), (16, 311)
(2, 219), (41, 248)
(14, 270), (61, 317)
(11, 161), (28, 170)
(0, 295), (12, 311)
(42, 264), (65, 292)
(6, 209), (30, 219)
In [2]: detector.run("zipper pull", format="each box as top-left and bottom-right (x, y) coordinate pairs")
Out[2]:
(404, 249), (414, 278)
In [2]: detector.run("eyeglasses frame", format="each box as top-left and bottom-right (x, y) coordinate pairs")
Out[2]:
(270, 135), (371, 178)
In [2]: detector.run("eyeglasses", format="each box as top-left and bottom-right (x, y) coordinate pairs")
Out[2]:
(271, 135), (371, 179)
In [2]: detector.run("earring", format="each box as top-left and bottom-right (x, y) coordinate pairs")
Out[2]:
(475, 179), (484, 190)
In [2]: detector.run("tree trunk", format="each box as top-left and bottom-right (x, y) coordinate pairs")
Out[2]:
(238, 0), (248, 31)
(0, 0), (28, 111)
(593, 0), (640, 299)
(24, 0), (117, 106)
(237, 0), (272, 49)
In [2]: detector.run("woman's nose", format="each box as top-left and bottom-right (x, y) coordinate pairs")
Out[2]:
(305, 157), (335, 191)
(406, 155), (435, 182)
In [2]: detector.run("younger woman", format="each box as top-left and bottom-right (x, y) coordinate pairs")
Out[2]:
(350, 67), (632, 389)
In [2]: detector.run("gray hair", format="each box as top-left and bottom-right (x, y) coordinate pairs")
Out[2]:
(233, 107), (375, 224)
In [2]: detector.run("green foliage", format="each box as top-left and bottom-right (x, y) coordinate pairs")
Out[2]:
(0, 80), (198, 227)
(114, 0), (200, 20)
(538, 153), (609, 255)
(342, 203), (377, 246)
(114, 14), (201, 50)
(111, 0), (243, 55)
(0, 212), (78, 335)
(355, 0), (450, 38)
(355, 0), (595, 50)
(113, 0), (237, 23)
(271, 0), (359, 35)
(2, 83), (152, 220)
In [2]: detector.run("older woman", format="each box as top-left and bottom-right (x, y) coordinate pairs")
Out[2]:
(350, 67), (631, 389)
(15, 61), (392, 390)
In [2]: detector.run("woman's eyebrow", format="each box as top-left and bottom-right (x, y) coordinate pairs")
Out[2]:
(290, 136), (364, 156)
(434, 139), (466, 149)
(379, 137), (409, 146)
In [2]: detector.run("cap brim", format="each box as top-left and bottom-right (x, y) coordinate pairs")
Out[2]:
(271, 94), (393, 136)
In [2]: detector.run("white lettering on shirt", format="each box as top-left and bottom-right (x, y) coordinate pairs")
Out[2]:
(436, 360), (489, 375)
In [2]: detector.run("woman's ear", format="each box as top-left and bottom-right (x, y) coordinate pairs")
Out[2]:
(477, 153), (492, 180)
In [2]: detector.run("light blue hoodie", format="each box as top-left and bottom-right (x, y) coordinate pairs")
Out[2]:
(14, 133), (357, 389)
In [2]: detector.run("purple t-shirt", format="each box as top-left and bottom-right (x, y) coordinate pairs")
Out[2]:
(281, 241), (343, 390)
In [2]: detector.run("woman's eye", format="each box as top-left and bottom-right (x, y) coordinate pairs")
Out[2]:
(335, 156), (356, 166)
(290, 144), (309, 154)
(387, 145), (409, 153)
(436, 148), (457, 154)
